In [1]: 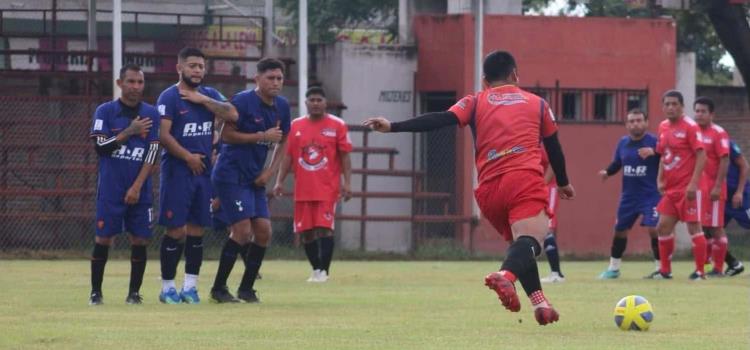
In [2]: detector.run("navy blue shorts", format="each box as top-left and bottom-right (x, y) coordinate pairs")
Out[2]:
(211, 198), (229, 231)
(724, 196), (750, 229)
(213, 181), (269, 225)
(159, 169), (212, 228)
(615, 197), (660, 231)
(95, 200), (154, 238)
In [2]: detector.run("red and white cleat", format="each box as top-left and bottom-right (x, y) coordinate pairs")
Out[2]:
(484, 272), (521, 312)
(534, 306), (559, 325)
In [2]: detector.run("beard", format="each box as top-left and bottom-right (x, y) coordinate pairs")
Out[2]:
(181, 72), (202, 88)
(630, 129), (645, 138)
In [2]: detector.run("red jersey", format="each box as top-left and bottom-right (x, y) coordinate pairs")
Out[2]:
(286, 114), (353, 202)
(448, 85), (558, 186)
(656, 116), (704, 192)
(699, 123), (730, 190)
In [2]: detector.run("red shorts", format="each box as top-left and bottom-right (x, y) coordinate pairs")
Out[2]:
(294, 201), (336, 233)
(547, 185), (558, 230)
(656, 190), (701, 223)
(474, 170), (550, 242)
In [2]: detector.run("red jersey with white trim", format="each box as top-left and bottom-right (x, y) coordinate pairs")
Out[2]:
(448, 85), (558, 186)
(656, 116), (704, 192)
(286, 114), (353, 202)
(699, 123), (730, 190)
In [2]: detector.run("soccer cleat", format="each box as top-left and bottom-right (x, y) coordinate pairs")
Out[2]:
(725, 261), (744, 277)
(534, 306), (560, 325)
(237, 289), (260, 303)
(540, 272), (565, 283)
(688, 271), (706, 281)
(706, 269), (724, 278)
(125, 292), (143, 305)
(307, 269), (322, 282)
(598, 269), (620, 279)
(89, 291), (103, 306)
(159, 287), (181, 304)
(317, 270), (329, 282)
(179, 287), (201, 304)
(484, 272), (521, 312)
(651, 271), (673, 280)
(642, 270), (661, 279)
(210, 287), (240, 303)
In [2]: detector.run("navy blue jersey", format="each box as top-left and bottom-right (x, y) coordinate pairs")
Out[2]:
(89, 100), (160, 204)
(609, 133), (660, 201)
(212, 90), (291, 185)
(727, 140), (749, 196)
(157, 84), (227, 171)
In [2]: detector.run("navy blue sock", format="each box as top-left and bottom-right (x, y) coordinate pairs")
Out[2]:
(239, 243), (266, 292)
(91, 243), (109, 293)
(212, 238), (242, 290)
(160, 235), (181, 281)
(184, 235), (203, 276)
(320, 236), (334, 274)
(129, 245), (147, 294)
(612, 237), (627, 259)
(543, 233), (563, 276)
(304, 240), (322, 270)
(650, 237), (660, 260)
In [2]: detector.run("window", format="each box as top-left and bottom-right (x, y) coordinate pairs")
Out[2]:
(594, 92), (614, 121)
(562, 92), (581, 120)
(627, 93), (647, 113)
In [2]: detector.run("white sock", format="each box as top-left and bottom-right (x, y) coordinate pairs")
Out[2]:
(608, 257), (622, 271)
(654, 260), (660, 271)
(183, 274), (199, 291)
(162, 279), (176, 293)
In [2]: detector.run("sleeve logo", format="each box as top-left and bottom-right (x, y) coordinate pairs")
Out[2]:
(94, 119), (103, 131)
(158, 104), (166, 116)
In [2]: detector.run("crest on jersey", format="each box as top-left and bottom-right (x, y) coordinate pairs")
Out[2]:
(487, 93), (527, 106)
(299, 143), (328, 171)
(321, 128), (336, 137)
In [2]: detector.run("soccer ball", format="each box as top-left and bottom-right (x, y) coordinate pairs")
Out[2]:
(613, 295), (654, 331)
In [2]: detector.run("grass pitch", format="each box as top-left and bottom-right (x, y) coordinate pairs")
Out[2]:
(1, 260), (747, 349)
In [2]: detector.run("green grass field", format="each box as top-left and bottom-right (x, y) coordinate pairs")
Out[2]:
(1, 260), (747, 350)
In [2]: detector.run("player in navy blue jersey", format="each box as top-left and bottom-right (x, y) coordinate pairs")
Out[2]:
(598, 109), (663, 279)
(209, 58), (291, 303)
(722, 140), (748, 276)
(155, 47), (239, 304)
(88, 64), (160, 305)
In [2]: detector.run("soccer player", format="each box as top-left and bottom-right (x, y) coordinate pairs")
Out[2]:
(209, 58), (291, 303)
(693, 96), (731, 277)
(364, 51), (574, 325)
(272, 86), (353, 282)
(88, 64), (160, 305)
(539, 149), (565, 283)
(597, 109), (662, 279)
(654, 90), (707, 280)
(723, 140), (748, 276)
(156, 47), (239, 304)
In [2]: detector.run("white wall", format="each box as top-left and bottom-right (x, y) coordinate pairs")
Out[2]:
(676, 52), (696, 113)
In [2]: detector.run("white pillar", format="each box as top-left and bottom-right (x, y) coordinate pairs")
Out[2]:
(298, 0), (308, 116)
(471, 0), (483, 217)
(112, 0), (122, 99)
(264, 0), (274, 57)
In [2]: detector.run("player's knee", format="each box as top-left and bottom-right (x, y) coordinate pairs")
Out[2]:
(301, 231), (316, 244)
(166, 227), (187, 240)
(316, 228), (333, 239)
(129, 236), (149, 246)
(253, 230), (272, 246)
(95, 236), (113, 246)
(517, 235), (542, 258)
(614, 230), (629, 239)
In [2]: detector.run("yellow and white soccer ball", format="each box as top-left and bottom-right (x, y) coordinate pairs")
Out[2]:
(613, 295), (654, 331)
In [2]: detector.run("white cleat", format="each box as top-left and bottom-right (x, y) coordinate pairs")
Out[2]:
(540, 272), (565, 283)
(316, 270), (329, 283)
(307, 269), (322, 282)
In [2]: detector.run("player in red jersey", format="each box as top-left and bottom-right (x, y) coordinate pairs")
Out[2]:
(693, 96), (730, 276)
(539, 149), (565, 283)
(364, 51), (574, 325)
(654, 90), (707, 280)
(273, 87), (353, 283)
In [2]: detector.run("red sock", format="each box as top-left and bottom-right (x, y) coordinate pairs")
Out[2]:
(705, 238), (714, 265)
(499, 270), (517, 283)
(691, 233), (707, 274)
(658, 235), (675, 274)
(712, 236), (729, 273)
(530, 290), (550, 309)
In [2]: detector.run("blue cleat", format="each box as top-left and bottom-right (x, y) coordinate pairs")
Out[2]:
(180, 287), (201, 304)
(159, 287), (181, 304)
(598, 269), (620, 279)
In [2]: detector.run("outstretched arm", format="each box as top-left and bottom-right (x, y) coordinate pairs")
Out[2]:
(363, 111), (459, 133)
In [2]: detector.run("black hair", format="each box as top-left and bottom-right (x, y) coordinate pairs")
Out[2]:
(178, 47), (205, 61)
(662, 90), (684, 105)
(305, 86), (326, 98)
(119, 63), (142, 79)
(627, 108), (648, 120)
(694, 96), (715, 113)
(257, 58), (285, 74)
(483, 51), (516, 83)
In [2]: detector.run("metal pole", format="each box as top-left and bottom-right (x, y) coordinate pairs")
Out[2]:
(264, 0), (274, 57)
(87, 0), (97, 50)
(113, 0), (122, 99)
(298, 0), (308, 116)
(471, 0), (482, 218)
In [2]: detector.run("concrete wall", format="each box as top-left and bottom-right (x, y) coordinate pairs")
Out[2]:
(676, 52), (696, 111)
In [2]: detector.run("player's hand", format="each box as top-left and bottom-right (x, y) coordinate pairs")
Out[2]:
(261, 127), (283, 143)
(558, 184), (575, 200)
(124, 186), (140, 205)
(179, 88), (209, 105)
(637, 147), (655, 159)
(362, 117), (392, 133)
(686, 183), (697, 201)
(598, 170), (608, 181)
(210, 197), (221, 212)
(272, 183), (284, 198)
(125, 116), (152, 137)
(731, 191), (743, 209)
(341, 182), (352, 202)
(710, 186), (722, 201)
(657, 180), (665, 195)
(184, 153), (206, 175)
(254, 170), (272, 187)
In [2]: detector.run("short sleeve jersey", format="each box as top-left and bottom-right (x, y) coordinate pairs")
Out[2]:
(286, 114), (353, 202)
(212, 90), (291, 186)
(611, 133), (660, 201)
(156, 84), (227, 172)
(656, 116), (704, 192)
(448, 85), (557, 185)
(699, 123), (730, 189)
(89, 100), (160, 204)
